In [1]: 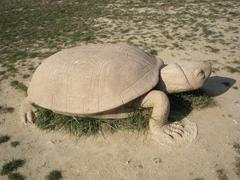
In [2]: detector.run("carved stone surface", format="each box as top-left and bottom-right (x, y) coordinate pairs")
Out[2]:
(27, 43), (163, 114)
(20, 43), (212, 141)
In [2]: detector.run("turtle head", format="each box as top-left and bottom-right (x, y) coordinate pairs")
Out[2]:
(158, 62), (212, 93)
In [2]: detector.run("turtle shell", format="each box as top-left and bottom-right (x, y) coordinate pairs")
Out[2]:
(28, 43), (163, 114)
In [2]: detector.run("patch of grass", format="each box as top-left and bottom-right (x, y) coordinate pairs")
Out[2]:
(169, 89), (215, 122)
(216, 169), (228, 180)
(70, 31), (96, 43)
(192, 178), (204, 180)
(233, 143), (240, 177)
(10, 141), (20, 148)
(35, 89), (214, 136)
(28, 66), (35, 71)
(235, 157), (240, 178)
(0, 135), (10, 144)
(224, 66), (240, 73)
(0, 71), (6, 75)
(5, 50), (28, 62)
(0, 65), (18, 80)
(205, 45), (220, 53)
(212, 67), (220, 73)
(162, 30), (173, 40)
(0, 0), (108, 65)
(6, 65), (18, 74)
(10, 80), (27, 93)
(170, 90), (215, 109)
(172, 42), (180, 48)
(0, 159), (25, 175)
(233, 143), (240, 154)
(231, 60), (240, 65)
(148, 49), (158, 56)
(8, 173), (25, 180)
(0, 106), (14, 113)
(22, 74), (30, 79)
(0, 0), (239, 72)
(0, 74), (9, 81)
(201, 26), (216, 38)
(35, 106), (151, 136)
(121, 29), (130, 33)
(45, 170), (62, 180)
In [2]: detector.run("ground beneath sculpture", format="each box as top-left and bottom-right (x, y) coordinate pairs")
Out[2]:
(0, 0), (240, 179)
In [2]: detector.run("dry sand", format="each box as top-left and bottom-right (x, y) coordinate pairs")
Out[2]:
(1, 48), (240, 180)
(1, 1), (240, 179)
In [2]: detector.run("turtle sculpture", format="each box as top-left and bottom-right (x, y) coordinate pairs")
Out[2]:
(20, 43), (212, 141)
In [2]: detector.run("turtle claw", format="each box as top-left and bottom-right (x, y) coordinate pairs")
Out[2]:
(161, 123), (185, 139)
(168, 122), (185, 132)
(20, 98), (36, 124)
(26, 111), (35, 124)
(151, 122), (186, 142)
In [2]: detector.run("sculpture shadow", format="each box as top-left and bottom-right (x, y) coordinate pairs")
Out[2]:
(203, 76), (236, 97)
(168, 76), (236, 123)
(168, 93), (193, 123)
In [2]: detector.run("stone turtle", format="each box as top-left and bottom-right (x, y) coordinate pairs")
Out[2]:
(20, 43), (211, 141)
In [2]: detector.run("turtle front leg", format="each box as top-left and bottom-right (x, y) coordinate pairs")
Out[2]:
(20, 97), (36, 124)
(141, 90), (184, 140)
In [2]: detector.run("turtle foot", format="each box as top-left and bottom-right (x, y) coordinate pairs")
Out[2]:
(152, 122), (185, 141)
(20, 98), (36, 124)
(151, 120), (198, 146)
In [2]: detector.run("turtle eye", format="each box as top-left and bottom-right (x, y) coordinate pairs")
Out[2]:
(197, 70), (205, 80)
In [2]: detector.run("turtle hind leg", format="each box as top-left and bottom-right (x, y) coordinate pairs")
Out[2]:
(20, 97), (36, 124)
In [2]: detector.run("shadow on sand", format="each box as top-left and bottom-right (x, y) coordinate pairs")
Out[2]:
(203, 76), (236, 97)
(169, 76), (236, 122)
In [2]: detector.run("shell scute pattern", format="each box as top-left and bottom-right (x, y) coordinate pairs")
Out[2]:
(28, 44), (162, 114)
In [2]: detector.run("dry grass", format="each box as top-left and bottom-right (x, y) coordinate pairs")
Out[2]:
(0, 159), (25, 176)
(35, 90), (215, 136)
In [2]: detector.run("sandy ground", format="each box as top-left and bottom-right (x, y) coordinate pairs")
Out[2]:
(1, 0), (240, 180)
(0, 50), (240, 180)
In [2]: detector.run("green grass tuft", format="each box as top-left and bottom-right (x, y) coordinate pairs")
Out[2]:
(235, 157), (240, 178)
(192, 178), (204, 180)
(0, 159), (25, 175)
(233, 143), (240, 154)
(8, 173), (25, 180)
(0, 135), (10, 144)
(148, 49), (158, 56)
(224, 66), (240, 73)
(22, 74), (30, 79)
(45, 170), (62, 180)
(0, 106), (14, 113)
(172, 90), (215, 109)
(35, 89), (214, 136)
(35, 107), (151, 136)
(205, 45), (220, 53)
(169, 89), (216, 122)
(233, 143), (240, 178)
(216, 169), (228, 180)
(10, 80), (27, 93)
(10, 141), (20, 148)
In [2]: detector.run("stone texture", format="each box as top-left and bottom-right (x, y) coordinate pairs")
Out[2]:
(27, 43), (163, 114)
(20, 43), (212, 141)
